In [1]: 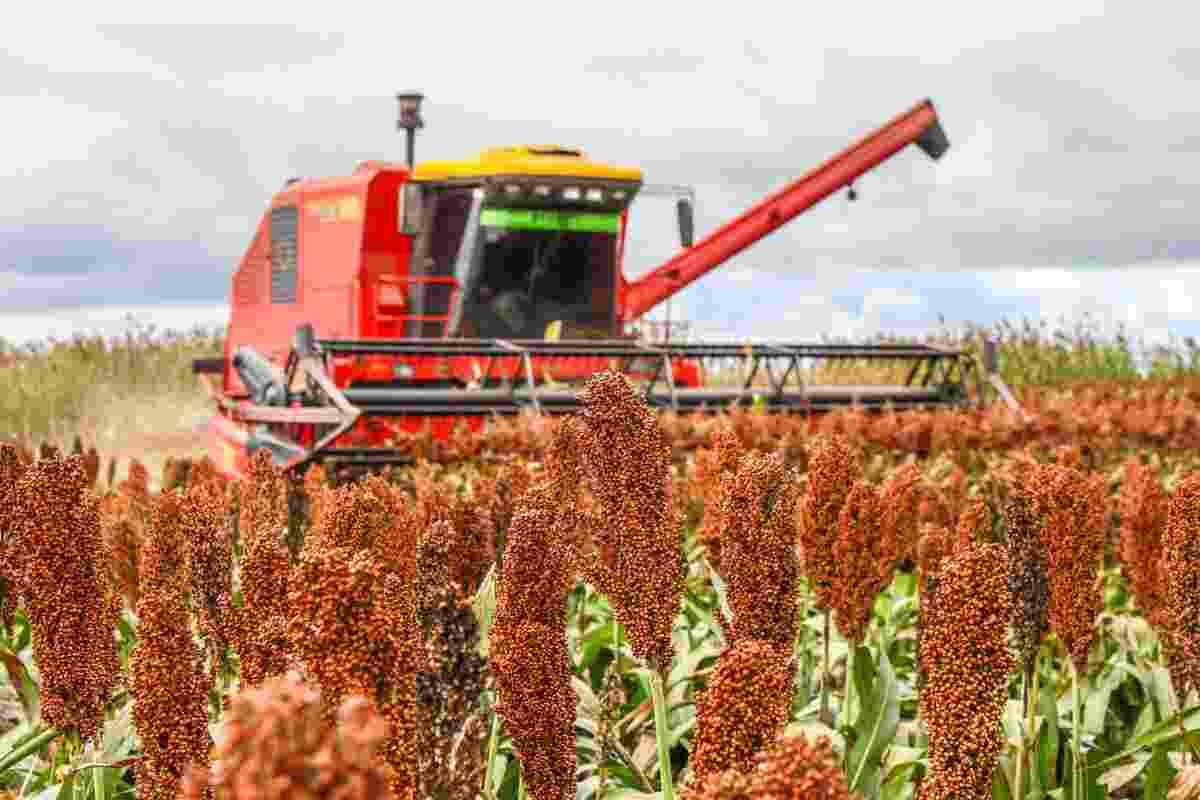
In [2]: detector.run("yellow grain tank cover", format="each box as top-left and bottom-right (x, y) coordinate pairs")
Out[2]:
(411, 145), (642, 183)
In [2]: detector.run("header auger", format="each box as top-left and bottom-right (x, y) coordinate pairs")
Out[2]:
(194, 94), (994, 480)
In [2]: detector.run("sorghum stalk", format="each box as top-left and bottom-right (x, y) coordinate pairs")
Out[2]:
(0, 727), (61, 774)
(650, 671), (675, 800)
(821, 607), (832, 725)
(1013, 660), (1039, 800)
(1072, 661), (1085, 800)
(482, 710), (501, 800)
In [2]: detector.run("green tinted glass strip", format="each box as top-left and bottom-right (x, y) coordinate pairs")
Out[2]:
(480, 207), (620, 233)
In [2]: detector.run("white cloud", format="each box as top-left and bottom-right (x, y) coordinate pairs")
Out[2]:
(996, 269), (1085, 292)
(0, 94), (130, 178)
(864, 287), (922, 312)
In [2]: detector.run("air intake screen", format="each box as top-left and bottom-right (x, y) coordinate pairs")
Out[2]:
(270, 205), (298, 304)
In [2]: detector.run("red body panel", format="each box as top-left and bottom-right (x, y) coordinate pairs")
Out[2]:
(225, 166), (397, 395)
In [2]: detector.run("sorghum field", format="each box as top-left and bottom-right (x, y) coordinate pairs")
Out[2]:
(4, 321), (1200, 799)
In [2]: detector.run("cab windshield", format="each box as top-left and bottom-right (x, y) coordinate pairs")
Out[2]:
(453, 207), (619, 339)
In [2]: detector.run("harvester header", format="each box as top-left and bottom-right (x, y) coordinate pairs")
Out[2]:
(194, 93), (983, 480)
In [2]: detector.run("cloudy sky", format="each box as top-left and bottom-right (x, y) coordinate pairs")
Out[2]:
(2, 8), (1199, 347)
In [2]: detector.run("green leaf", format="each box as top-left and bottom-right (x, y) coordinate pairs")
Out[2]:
(24, 786), (65, 800)
(1144, 745), (1175, 800)
(1090, 704), (1200, 771)
(1097, 752), (1151, 793)
(883, 763), (918, 800)
(846, 644), (900, 800)
(1038, 677), (1060, 789)
(702, 558), (734, 630)
(992, 756), (1013, 800)
(666, 641), (718, 703)
(472, 566), (497, 658)
(602, 790), (662, 800)
(1084, 667), (1120, 736)
(1149, 665), (1180, 721)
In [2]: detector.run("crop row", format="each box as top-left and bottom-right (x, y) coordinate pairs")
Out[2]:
(1, 372), (1199, 799)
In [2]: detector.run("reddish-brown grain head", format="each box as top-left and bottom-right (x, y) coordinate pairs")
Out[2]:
(831, 480), (887, 645)
(130, 491), (214, 800)
(1026, 463), (1107, 674)
(797, 433), (860, 610)
(576, 371), (684, 673)
(1117, 457), (1169, 620)
(918, 542), (1014, 800)
(9, 455), (121, 742)
(1162, 472), (1200, 700)
(715, 450), (802, 647)
(689, 638), (795, 782)
(751, 734), (853, 800)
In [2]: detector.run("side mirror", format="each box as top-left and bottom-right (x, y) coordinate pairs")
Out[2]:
(398, 182), (424, 235)
(676, 198), (694, 248)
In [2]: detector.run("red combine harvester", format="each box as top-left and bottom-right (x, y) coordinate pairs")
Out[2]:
(195, 94), (980, 480)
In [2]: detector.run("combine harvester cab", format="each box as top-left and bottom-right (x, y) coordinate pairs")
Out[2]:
(195, 95), (988, 480)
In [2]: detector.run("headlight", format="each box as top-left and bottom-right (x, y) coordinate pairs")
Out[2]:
(586, 188), (604, 203)
(562, 186), (581, 201)
(393, 363), (415, 379)
(504, 183), (522, 195)
(611, 190), (627, 201)
(534, 185), (552, 197)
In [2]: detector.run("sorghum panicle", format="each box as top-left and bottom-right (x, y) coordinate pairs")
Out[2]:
(681, 769), (754, 800)
(179, 671), (390, 800)
(1117, 457), (1168, 619)
(878, 462), (924, 580)
(447, 492), (494, 595)
(955, 495), (992, 550)
(918, 542), (1014, 800)
(690, 428), (742, 568)
(414, 581), (489, 800)
(303, 463), (327, 531)
(750, 734), (853, 800)
(797, 434), (860, 611)
(98, 491), (145, 610)
(831, 481), (887, 644)
(490, 620), (575, 800)
(228, 450), (293, 688)
(288, 479), (421, 798)
(689, 638), (795, 782)
(0, 444), (29, 636)
(182, 480), (235, 680)
(576, 372), (684, 673)
(130, 492), (214, 800)
(1003, 490), (1049, 683)
(491, 450), (580, 800)
(120, 458), (153, 518)
(187, 455), (224, 493)
(162, 456), (191, 493)
(477, 462), (534, 571)
(1162, 473), (1200, 701)
(915, 522), (955, 691)
(715, 450), (802, 647)
(416, 520), (453, 624)
(1027, 463), (1107, 674)
(82, 446), (100, 489)
(10, 455), (121, 742)
(916, 523), (954, 594)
